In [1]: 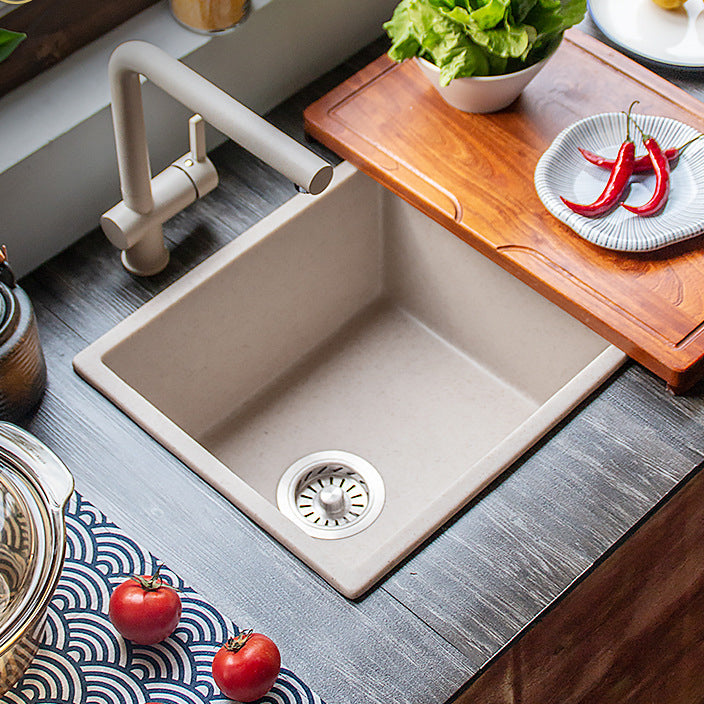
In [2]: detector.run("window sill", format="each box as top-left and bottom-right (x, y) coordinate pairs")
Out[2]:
(0, 1), (220, 174)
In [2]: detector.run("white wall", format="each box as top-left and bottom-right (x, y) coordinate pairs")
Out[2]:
(0, 0), (396, 277)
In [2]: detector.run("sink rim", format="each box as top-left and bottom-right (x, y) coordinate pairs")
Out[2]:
(73, 161), (628, 598)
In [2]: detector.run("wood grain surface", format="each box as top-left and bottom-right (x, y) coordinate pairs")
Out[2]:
(0, 0), (161, 98)
(304, 29), (704, 393)
(13, 34), (704, 704)
(450, 459), (704, 704)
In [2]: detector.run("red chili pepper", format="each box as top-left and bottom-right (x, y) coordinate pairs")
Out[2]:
(579, 146), (678, 173)
(579, 133), (701, 173)
(621, 135), (670, 217)
(561, 139), (635, 217)
(560, 102), (639, 218)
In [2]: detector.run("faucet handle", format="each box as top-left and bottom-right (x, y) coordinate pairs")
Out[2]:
(177, 114), (218, 199)
(189, 114), (207, 163)
(184, 113), (218, 197)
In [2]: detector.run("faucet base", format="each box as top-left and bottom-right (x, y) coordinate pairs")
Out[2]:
(121, 232), (170, 276)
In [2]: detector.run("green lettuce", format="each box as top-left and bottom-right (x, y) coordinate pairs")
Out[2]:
(383, 0), (585, 84)
(386, 0), (491, 80)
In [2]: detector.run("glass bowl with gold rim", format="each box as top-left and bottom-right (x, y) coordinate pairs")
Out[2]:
(0, 422), (73, 695)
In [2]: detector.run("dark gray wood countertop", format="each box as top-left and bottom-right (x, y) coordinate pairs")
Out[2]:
(16, 26), (704, 704)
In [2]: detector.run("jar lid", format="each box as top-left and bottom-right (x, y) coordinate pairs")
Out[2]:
(0, 423), (73, 652)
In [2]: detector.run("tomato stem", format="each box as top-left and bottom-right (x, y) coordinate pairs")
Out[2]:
(129, 564), (178, 592)
(224, 629), (254, 652)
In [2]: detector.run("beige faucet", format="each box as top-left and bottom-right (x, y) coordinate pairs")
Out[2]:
(100, 40), (333, 276)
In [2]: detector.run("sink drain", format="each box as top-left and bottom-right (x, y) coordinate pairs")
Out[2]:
(276, 451), (385, 540)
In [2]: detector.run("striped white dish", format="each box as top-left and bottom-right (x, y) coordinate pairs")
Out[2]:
(535, 112), (704, 252)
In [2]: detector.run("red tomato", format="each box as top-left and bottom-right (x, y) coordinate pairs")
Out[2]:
(212, 630), (281, 702)
(108, 569), (181, 645)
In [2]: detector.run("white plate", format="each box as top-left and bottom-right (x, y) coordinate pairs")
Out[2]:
(535, 112), (704, 251)
(589, 0), (704, 69)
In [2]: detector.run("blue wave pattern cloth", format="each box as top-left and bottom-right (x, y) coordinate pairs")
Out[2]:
(3, 493), (323, 704)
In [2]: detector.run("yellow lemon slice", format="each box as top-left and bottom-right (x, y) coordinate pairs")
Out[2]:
(651, 0), (686, 8)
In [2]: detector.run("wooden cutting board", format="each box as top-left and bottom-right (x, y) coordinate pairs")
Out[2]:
(304, 29), (704, 393)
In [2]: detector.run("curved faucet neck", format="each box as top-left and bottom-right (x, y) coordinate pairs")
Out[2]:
(108, 40), (331, 211)
(102, 40), (332, 276)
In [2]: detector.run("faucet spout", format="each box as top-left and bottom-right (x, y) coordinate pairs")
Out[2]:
(102, 40), (333, 275)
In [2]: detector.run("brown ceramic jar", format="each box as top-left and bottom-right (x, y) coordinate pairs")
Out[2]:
(0, 281), (46, 423)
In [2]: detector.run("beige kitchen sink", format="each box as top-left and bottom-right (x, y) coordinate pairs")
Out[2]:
(74, 162), (626, 598)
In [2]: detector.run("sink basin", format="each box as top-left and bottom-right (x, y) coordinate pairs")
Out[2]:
(74, 162), (626, 598)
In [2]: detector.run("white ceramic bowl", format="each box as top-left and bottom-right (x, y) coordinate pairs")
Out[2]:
(415, 47), (556, 113)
